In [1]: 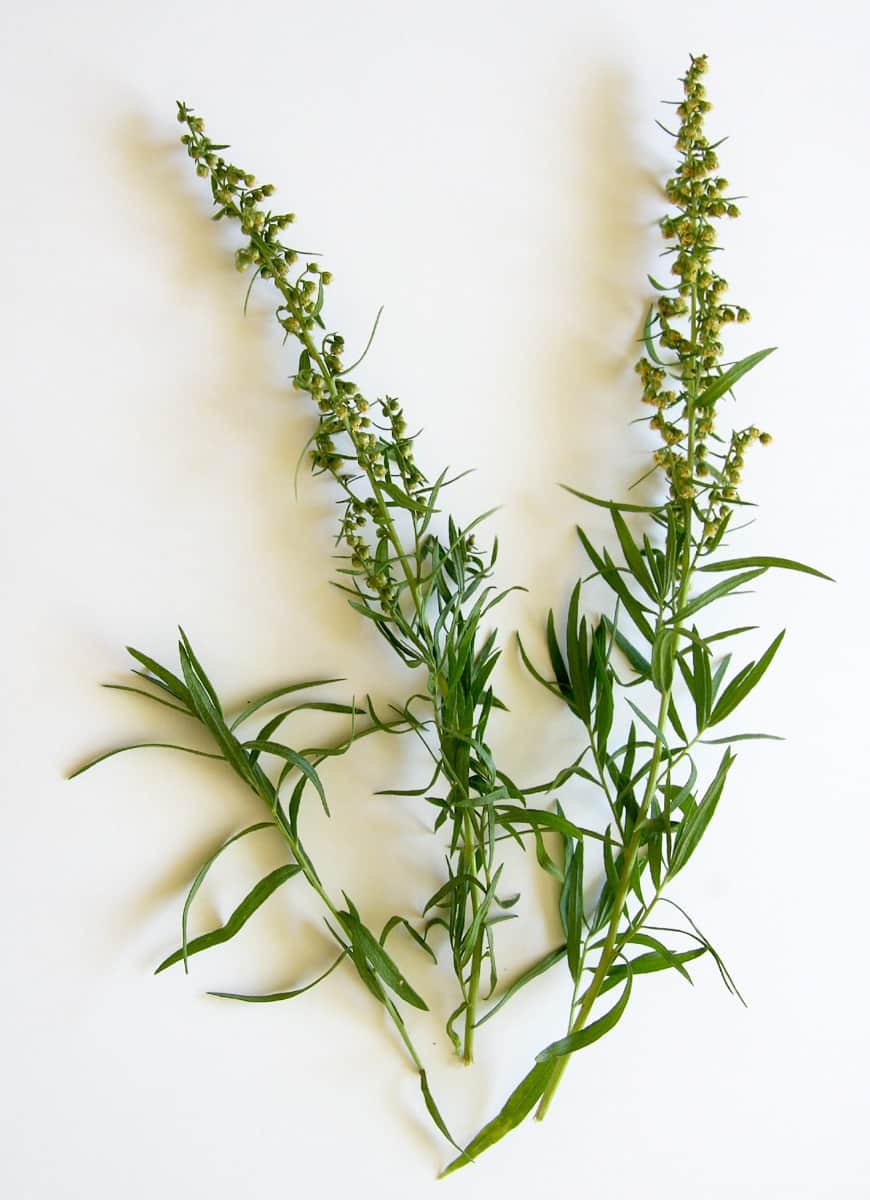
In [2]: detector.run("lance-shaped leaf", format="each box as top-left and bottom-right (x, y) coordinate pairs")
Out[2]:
(208, 951), (347, 1001)
(599, 943), (706, 993)
(243, 739), (329, 814)
(562, 837), (585, 982)
(228, 677), (344, 731)
(439, 1060), (558, 1177)
(67, 741), (224, 779)
(126, 645), (193, 709)
(155, 864), (302, 973)
(338, 908), (428, 1011)
(699, 555), (832, 582)
(535, 967), (633, 1063)
(178, 634), (256, 788)
(709, 630), (785, 726)
(671, 567), (766, 624)
(669, 749), (735, 876)
(576, 526), (656, 644)
(694, 346), (775, 407)
(181, 822), (275, 973)
(475, 945), (568, 1028)
(610, 507), (660, 601)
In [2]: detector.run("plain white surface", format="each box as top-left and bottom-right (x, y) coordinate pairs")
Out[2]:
(3, 1), (869, 1195)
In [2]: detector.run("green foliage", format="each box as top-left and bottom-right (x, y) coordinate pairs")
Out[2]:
(72, 54), (826, 1175)
(445, 51), (828, 1171)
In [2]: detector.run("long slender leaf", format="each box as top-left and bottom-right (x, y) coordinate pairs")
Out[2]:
(672, 567), (766, 624)
(208, 951), (347, 1001)
(101, 683), (193, 716)
(155, 864), (302, 973)
(439, 1061), (557, 1177)
(709, 630), (785, 726)
(228, 678), (344, 730)
(699, 555), (832, 582)
(561, 486), (662, 514)
(611, 508), (659, 601)
(670, 749), (734, 876)
(535, 968), (632, 1062)
(694, 347), (775, 407)
(599, 945), (705, 993)
(126, 646), (192, 708)
(243, 739), (329, 814)
(475, 945), (568, 1028)
(67, 742), (224, 779)
(339, 910), (428, 1011)
(182, 822), (274, 973)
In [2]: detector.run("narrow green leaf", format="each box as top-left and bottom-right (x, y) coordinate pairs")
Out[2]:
(420, 1070), (470, 1160)
(602, 617), (651, 677)
(67, 741), (224, 779)
(672, 568), (766, 624)
(182, 822), (274, 973)
(178, 627), (222, 713)
(475, 945), (568, 1028)
(694, 347), (776, 408)
(339, 910), (429, 1011)
(228, 677), (344, 730)
(651, 627), (678, 692)
(155, 864), (301, 973)
(625, 699), (669, 750)
(698, 555), (833, 583)
(691, 627), (713, 730)
(701, 732), (783, 744)
(243, 739), (329, 814)
(709, 630), (785, 726)
(208, 951), (347, 1001)
(496, 806), (613, 845)
(599, 945), (705, 993)
(101, 683), (193, 716)
(561, 486), (662, 514)
(546, 609), (571, 695)
(563, 838), (585, 983)
(178, 640), (255, 787)
(378, 477), (430, 514)
(641, 303), (666, 365)
(516, 632), (561, 698)
(126, 646), (193, 708)
(460, 864), (503, 967)
(535, 968), (632, 1062)
(381, 915), (438, 964)
(439, 1061), (557, 1177)
(670, 749), (735, 876)
(611, 508), (659, 601)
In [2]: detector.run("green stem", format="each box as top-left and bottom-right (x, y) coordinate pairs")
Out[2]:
(536, 203), (704, 1121)
(249, 224), (492, 1061)
(535, 683), (672, 1120)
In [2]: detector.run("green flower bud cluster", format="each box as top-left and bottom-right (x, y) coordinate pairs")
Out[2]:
(176, 101), (428, 618)
(632, 56), (771, 544)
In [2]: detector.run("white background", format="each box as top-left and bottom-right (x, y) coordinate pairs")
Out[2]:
(3, 1), (868, 1196)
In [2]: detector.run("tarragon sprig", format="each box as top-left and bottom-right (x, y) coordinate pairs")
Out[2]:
(441, 52), (830, 1174)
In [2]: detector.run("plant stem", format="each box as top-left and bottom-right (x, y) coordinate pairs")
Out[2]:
(534, 683), (672, 1120)
(250, 777), (433, 1075)
(536, 204), (703, 1119)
